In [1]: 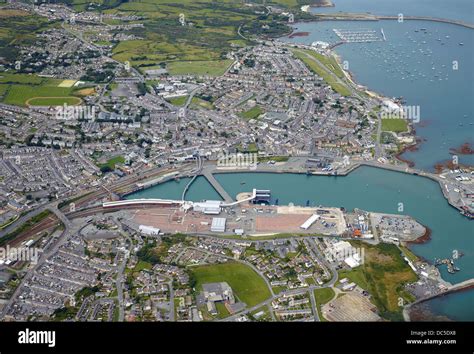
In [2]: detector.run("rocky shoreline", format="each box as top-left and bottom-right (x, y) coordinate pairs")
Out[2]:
(406, 225), (432, 245)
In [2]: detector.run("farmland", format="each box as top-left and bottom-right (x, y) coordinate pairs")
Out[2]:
(0, 9), (55, 61)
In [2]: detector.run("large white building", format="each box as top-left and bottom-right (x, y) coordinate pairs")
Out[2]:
(193, 200), (222, 215)
(211, 218), (226, 233)
(139, 225), (160, 236)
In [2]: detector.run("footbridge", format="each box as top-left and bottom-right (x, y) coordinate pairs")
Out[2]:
(181, 155), (203, 201)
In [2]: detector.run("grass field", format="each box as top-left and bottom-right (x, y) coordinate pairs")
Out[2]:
(292, 49), (352, 97)
(0, 73), (44, 85)
(4, 84), (80, 106)
(258, 156), (289, 163)
(311, 51), (345, 79)
(166, 95), (188, 106)
(237, 142), (258, 153)
(338, 242), (418, 321)
(190, 261), (271, 307)
(58, 80), (77, 88)
(0, 84), (8, 98)
(314, 287), (335, 321)
(314, 287), (335, 305)
(239, 106), (263, 120)
(26, 97), (82, 106)
(381, 118), (409, 133)
(190, 97), (214, 110)
(0, 74), (85, 106)
(98, 156), (125, 170)
(167, 60), (233, 76)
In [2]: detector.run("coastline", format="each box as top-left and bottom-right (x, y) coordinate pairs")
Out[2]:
(406, 225), (432, 245)
(406, 283), (474, 321)
(301, 0), (334, 13)
(124, 160), (471, 224)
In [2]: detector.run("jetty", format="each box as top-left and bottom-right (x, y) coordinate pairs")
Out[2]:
(201, 169), (234, 203)
(314, 13), (474, 30)
(404, 278), (474, 321)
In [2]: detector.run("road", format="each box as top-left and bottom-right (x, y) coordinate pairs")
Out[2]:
(221, 238), (337, 322)
(309, 289), (320, 321)
(0, 206), (73, 319)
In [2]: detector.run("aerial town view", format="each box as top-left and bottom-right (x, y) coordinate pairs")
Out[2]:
(0, 0), (473, 352)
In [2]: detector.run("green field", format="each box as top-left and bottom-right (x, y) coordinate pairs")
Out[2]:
(314, 287), (335, 305)
(98, 156), (125, 171)
(239, 105), (263, 120)
(381, 118), (409, 133)
(100, 0), (305, 74)
(190, 97), (214, 110)
(0, 74), (83, 107)
(314, 287), (335, 321)
(310, 51), (345, 79)
(0, 73), (44, 85)
(237, 142), (258, 153)
(338, 242), (418, 321)
(166, 95), (188, 106)
(0, 9), (53, 61)
(167, 60), (233, 76)
(190, 261), (271, 307)
(258, 156), (289, 163)
(292, 49), (352, 97)
(27, 97), (82, 106)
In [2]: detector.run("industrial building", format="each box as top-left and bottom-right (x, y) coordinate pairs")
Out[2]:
(300, 214), (320, 230)
(192, 200), (222, 215)
(139, 225), (161, 236)
(210, 218), (226, 233)
(252, 189), (272, 204)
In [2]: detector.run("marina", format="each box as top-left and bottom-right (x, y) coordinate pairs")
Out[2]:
(333, 28), (383, 43)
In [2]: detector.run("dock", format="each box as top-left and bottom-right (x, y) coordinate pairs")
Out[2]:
(202, 170), (234, 203)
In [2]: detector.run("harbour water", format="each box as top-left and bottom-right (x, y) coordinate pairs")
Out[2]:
(126, 167), (474, 320)
(416, 288), (474, 321)
(126, 1), (474, 321)
(124, 176), (222, 201)
(281, 19), (474, 170)
(310, 0), (474, 23)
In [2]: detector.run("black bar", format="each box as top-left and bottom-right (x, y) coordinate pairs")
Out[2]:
(0, 321), (473, 353)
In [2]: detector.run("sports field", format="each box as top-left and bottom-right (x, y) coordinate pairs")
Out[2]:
(1, 74), (85, 106)
(190, 261), (271, 307)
